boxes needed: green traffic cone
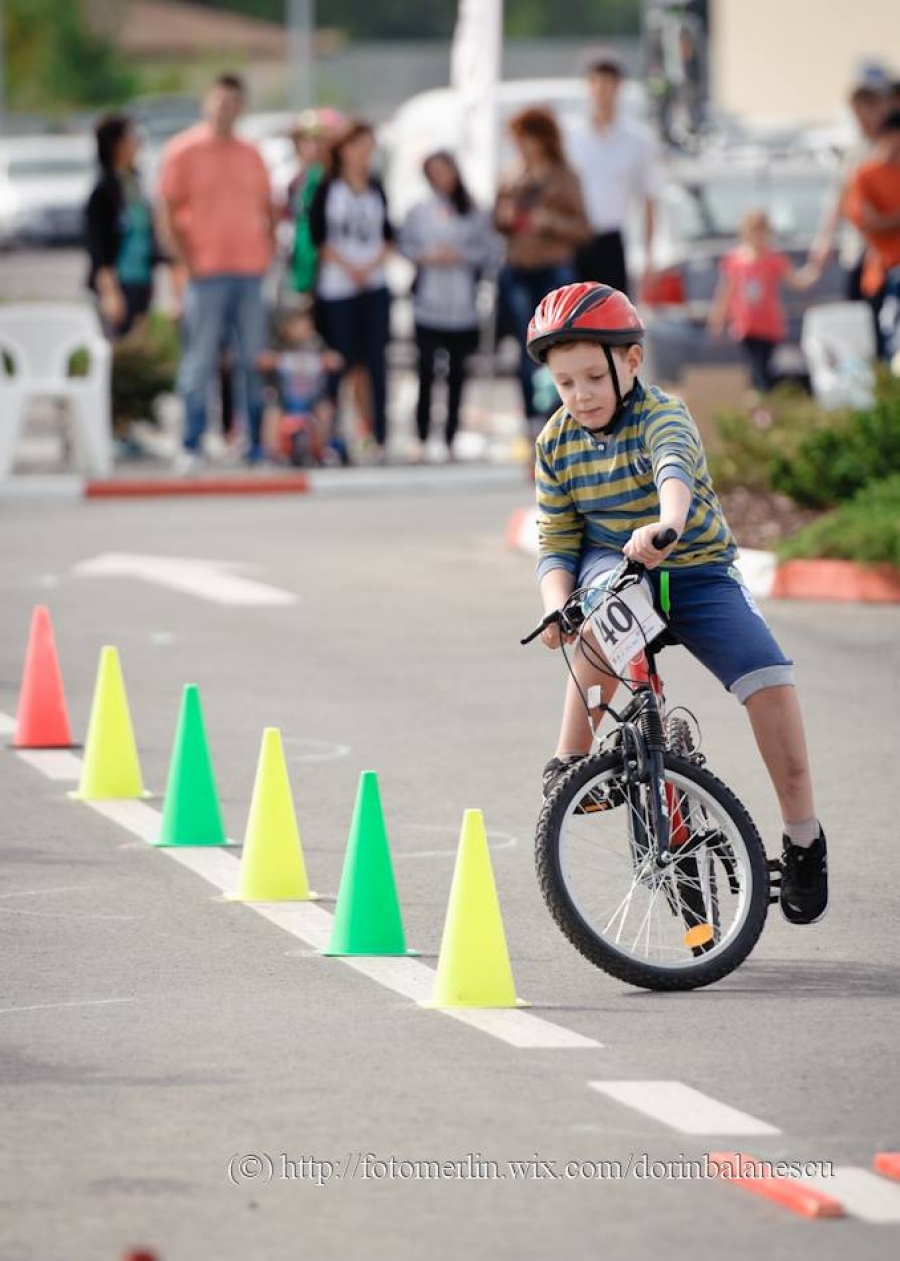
[322,771,414,956]
[155,684,228,847]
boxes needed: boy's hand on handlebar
[624,523,680,568]
[541,618,576,650]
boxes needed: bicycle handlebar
[520,527,678,646]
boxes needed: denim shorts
[577,548,794,703]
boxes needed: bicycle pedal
[767,857,783,905]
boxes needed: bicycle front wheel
[535,751,769,991]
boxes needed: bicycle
[522,530,780,991]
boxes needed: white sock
[785,817,820,848]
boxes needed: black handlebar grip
[652,527,678,550]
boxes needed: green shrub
[770,378,900,508]
[709,389,828,492]
[778,475,900,567]
[110,313,180,425]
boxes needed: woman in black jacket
[84,113,163,338]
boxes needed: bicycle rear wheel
[535,751,769,991]
[666,716,719,954]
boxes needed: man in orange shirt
[844,110,900,359]
[158,73,275,467]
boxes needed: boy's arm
[623,478,690,567]
[630,399,700,567]
[535,440,584,610]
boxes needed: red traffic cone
[13,606,74,748]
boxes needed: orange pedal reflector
[708,1151,844,1219]
[683,924,714,948]
[874,1153,900,1181]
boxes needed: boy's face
[545,342,641,430]
[284,313,313,343]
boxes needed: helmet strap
[602,344,624,412]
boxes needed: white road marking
[281,737,351,763]
[802,1168,900,1224]
[15,750,82,780]
[7,715,600,1051]
[0,997,137,1015]
[86,799,162,844]
[72,553,297,607]
[0,885,94,899]
[589,1081,780,1135]
[392,823,519,859]
[0,712,17,736]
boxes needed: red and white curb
[505,507,778,599]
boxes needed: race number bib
[587,583,666,675]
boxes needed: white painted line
[0,997,136,1015]
[165,845,242,891]
[6,722,602,1052]
[803,1168,900,1224]
[251,901,334,952]
[85,799,161,845]
[0,885,95,899]
[445,1008,600,1050]
[15,750,82,780]
[0,712,17,736]
[589,1081,780,1135]
[72,553,297,607]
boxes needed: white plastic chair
[801,301,876,411]
[0,303,113,478]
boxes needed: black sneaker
[780,831,828,925]
[542,755,584,799]
[542,755,620,814]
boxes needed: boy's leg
[554,631,619,758]
[744,685,815,825]
[664,564,827,921]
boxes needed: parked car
[639,152,845,381]
[0,134,95,249]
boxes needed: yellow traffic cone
[70,646,147,801]
[424,809,525,1009]
[229,728,316,901]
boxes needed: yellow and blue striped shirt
[536,381,737,579]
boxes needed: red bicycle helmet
[526,282,645,419]
[527,282,644,362]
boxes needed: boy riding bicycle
[529,281,828,926]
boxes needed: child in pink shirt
[709,209,818,394]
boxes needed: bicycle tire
[535,750,770,991]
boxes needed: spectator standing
[811,83,888,301]
[157,73,275,469]
[844,110,900,360]
[85,113,163,338]
[569,52,663,295]
[308,119,394,462]
[495,107,590,430]
[399,151,496,461]
[708,209,819,395]
[283,110,334,299]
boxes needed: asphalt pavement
[2,480,900,1260]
